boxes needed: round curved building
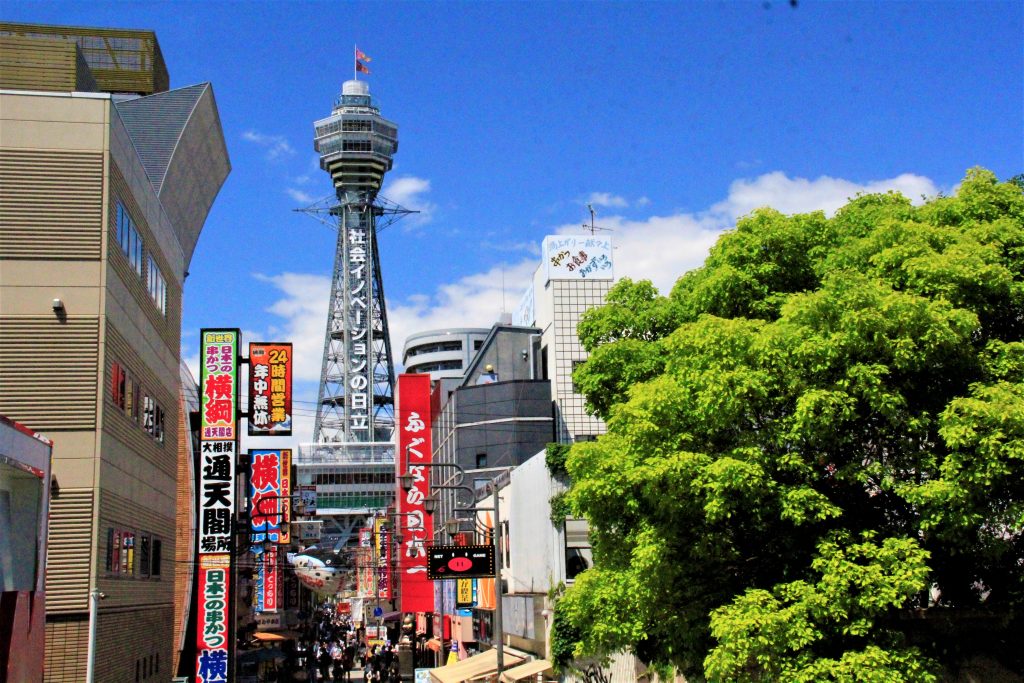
[402,328,489,379]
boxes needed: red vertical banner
[396,373,434,613]
[264,546,279,612]
[195,557,231,683]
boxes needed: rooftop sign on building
[541,235,614,283]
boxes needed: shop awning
[500,659,553,682]
[429,649,525,683]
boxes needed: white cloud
[244,169,942,445]
[710,172,939,222]
[635,196,651,207]
[586,192,629,208]
[255,272,332,383]
[553,171,942,294]
[382,175,436,226]
[386,259,539,361]
[242,130,295,160]
[286,188,315,204]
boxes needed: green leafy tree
[556,169,1024,680]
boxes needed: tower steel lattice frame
[304,79,408,445]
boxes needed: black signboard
[427,544,495,580]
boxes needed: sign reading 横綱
[250,449,291,612]
[250,449,291,544]
[542,235,614,282]
[248,343,292,436]
[196,329,240,683]
[396,373,433,612]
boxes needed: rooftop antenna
[583,203,614,236]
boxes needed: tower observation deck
[312,79,399,445]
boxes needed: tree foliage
[557,169,1024,680]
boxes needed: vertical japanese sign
[346,221,371,437]
[250,449,290,612]
[357,527,374,597]
[396,373,433,612]
[196,329,239,683]
[263,545,278,612]
[375,516,392,601]
[195,557,231,683]
[248,343,292,436]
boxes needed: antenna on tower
[583,203,613,236]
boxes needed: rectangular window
[106,528,115,572]
[564,518,593,581]
[142,396,164,443]
[147,255,167,316]
[126,378,139,422]
[139,533,151,578]
[151,539,161,577]
[116,202,143,276]
[121,530,135,577]
[475,453,488,469]
[111,362,126,410]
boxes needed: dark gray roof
[115,83,209,194]
[115,83,231,267]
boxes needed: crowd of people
[298,604,402,682]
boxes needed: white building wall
[505,449,565,594]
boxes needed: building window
[151,538,162,577]
[146,255,167,316]
[565,518,593,581]
[139,533,150,578]
[142,395,164,443]
[475,453,488,469]
[116,202,143,276]
[111,362,126,410]
[473,340,483,351]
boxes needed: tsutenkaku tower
[312,79,399,443]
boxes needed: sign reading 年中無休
[248,343,292,436]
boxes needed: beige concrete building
[0,23,230,682]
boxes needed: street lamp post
[402,464,507,676]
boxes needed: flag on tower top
[356,61,371,74]
[356,48,372,62]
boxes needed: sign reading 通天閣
[196,329,240,683]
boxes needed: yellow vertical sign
[456,578,473,606]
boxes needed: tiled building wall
[550,279,611,443]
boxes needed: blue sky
[4,1,1022,444]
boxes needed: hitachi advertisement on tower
[395,373,434,613]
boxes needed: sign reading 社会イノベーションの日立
[196,329,239,683]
